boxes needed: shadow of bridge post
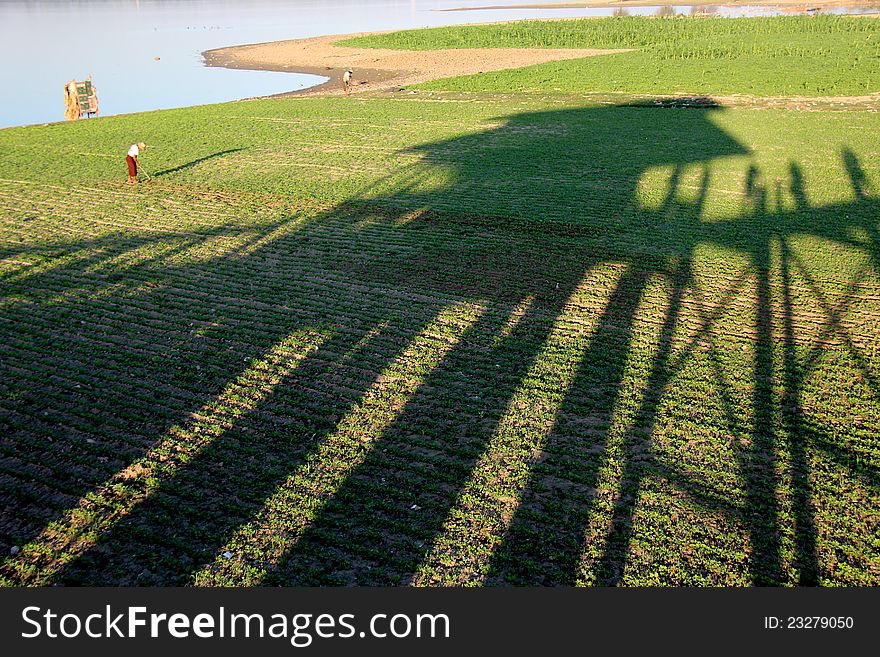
[2,98,878,586]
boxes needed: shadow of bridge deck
[0,99,877,586]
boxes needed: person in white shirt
[126,142,147,183]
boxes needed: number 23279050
[764,616,854,630]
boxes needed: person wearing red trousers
[126,142,147,182]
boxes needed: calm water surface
[1,0,876,128]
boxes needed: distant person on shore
[126,142,147,183]
[343,69,353,96]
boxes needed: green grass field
[342,16,880,96]
[1,17,878,586]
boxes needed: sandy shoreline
[203,32,628,98]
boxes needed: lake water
[1,0,877,129]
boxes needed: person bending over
[126,142,147,182]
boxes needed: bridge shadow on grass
[0,202,449,585]
[258,102,877,586]
[1,99,878,585]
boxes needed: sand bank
[203,32,629,97]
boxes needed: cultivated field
[0,17,878,586]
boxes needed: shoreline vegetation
[1,14,878,587]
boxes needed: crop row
[1,92,878,586]
[1,177,877,585]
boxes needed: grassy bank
[341,16,880,96]
[1,20,878,586]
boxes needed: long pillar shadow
[264,252,596,585]
[486,163,705,585]
[55,315,441,585]
[486,265,653,585]
[253,102,759,586]
[0,198,447,584]
[0,216,309,566]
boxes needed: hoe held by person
[126,142,149,182]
